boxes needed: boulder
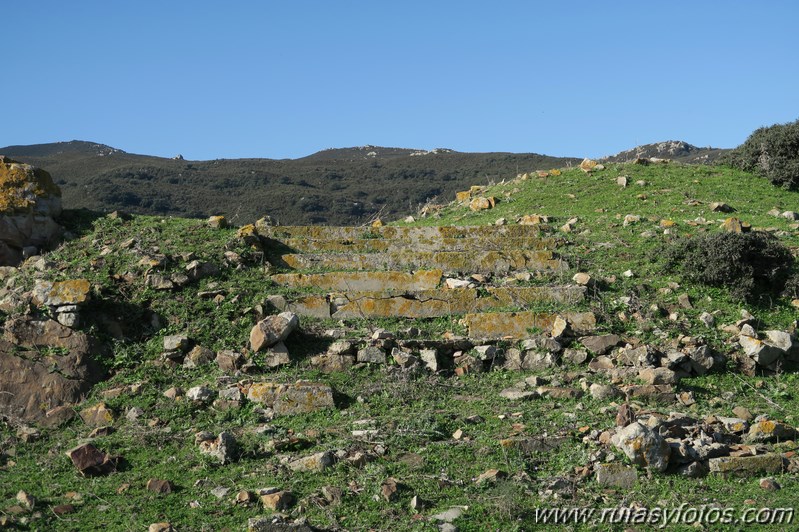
[0,318,105,422]
[250,312,299,352]
[0,157,63,265]
[198,431,238,464]
[611,421,671,472]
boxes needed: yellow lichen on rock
[469,197,496,211]
[32,279,91,307]
[455,190,472,203]
[0,156,61,214]
[580,158,598,172]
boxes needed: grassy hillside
[0,141,579,226]
[1,162,798,530]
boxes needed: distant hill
[603,140,729,164]
[299,145,456,161]
[0,141,579,225]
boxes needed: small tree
[726,118,799,189]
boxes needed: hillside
[603,140,729,164]
[0,141,579,226]
[1,159,798,530]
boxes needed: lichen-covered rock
[0,157,62,265]
[611,421,671,472]
[250,312,299,352]
[31,279,91,307]
[469,197,496,211]
[0,156,61,215]
[287,451,335,472]
[246,381,334,415]
[746,420,797,443]
[708,453,783,476]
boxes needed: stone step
[271,236,557,254]
[464,311,596,339]
[284,286,586,319]
[262,225,546,241]
[271,270,444,292]
[279,249,565,274]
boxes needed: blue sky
[3,1,798,160]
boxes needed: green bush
[726,118,799,188]
[663,231,795,303]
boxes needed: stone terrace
[261,225,595,339]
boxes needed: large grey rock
[739,336,784,367]
[611,422,671,472]
[198,431,238,464]
[687,345,717,375]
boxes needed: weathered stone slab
[31,279,91,306]
[271,270,442,292]
[262,225,545,241]
[275,236,556,254]
[281,249,565,274]
[286,295,332,319]
[708,453,783,476]
[326,286,585,319]
[246,381,334,415]
[464,311,596,339]
[281,286,585,319]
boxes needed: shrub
[663,231,795,303]
[726,118,799,188]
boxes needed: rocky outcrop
[0,156,62,265]
[0,317,105,423]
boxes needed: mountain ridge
[0,140,728,225]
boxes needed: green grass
[2,161,799,530]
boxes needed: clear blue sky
[4,1,798,160]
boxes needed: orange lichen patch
[456,190,472,203]
[237,224,258,239]
[0,156,61,213]
[207,215,227,228]
[465,311,596,339]
[271,270,443,292]
[281,249,561,274]
[32,279,91,306]
[326,286,586,319]
[246,382,334,415]
[286,296,332,319]
[79,402,115,427]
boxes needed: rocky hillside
[1,157,798,530]
[0,141,578,227]
[603,140,729,164]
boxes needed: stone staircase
[261,225,596,340]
